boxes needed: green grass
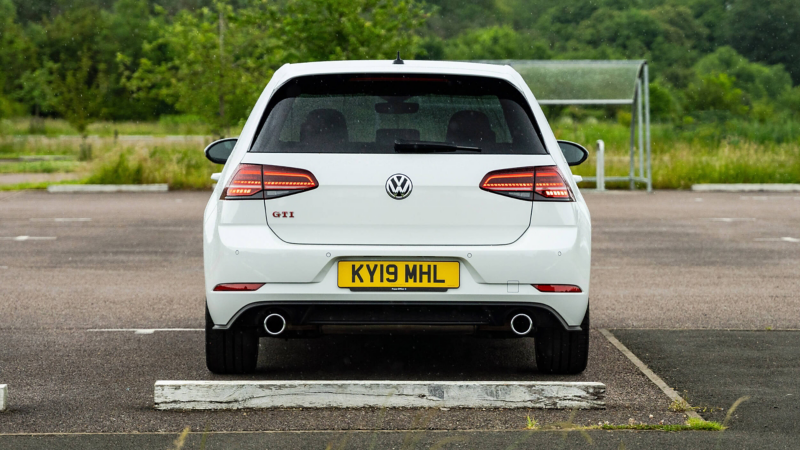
[570,141,800,189]
[84,145,219,189]
[0,134,217,190]
[591,418,724,432]
[553,121,800,189]
[2,118,799,190]
[0,160,82,174]
[0,179,85,191]
[0,116,240,137]
[521,416,724,433]
[0,181,52,191]
[0,138,78,157]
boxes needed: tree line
[1,0,799,136]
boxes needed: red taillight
[223,164,263,199]
[533,284,582,293]
[213,283,265,291]
[534,166,573,200]
[480,167,535,200]
[480,166,574,201]
[262,165,318,197]
[221,164,318,200]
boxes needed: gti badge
[386,174,413,200]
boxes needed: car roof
[271,59,521,86]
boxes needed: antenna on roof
[393,51,404,65]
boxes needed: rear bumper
[214,301,582,336]
[204,200,591,329]
[208,281,589,331]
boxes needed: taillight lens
[480,167,535,200]
[222,164,263,199]
[221,164,318,200]
[533,166,574,200]
[262,165,318,198]
[480,165,574,201]
[533,284,582,293]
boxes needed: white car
[202,59,591,374]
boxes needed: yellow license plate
[338,261,459,290]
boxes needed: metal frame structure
[477,60,652,192]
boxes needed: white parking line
[29,218,92,222]
[88,328,202,334]
[754,237,800,243]
[0,236,57,241]
[599,329,702,420]
[707,218,756,222]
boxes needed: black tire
[534,306,589,374]
[205,305,259,374]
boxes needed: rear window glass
[250,74,546,155]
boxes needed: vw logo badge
[386,174,413,200]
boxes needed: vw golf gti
[203,59,592,374]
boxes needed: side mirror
[557,140,589,166]
[204,138,237,164]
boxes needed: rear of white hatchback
[203,60,592,375]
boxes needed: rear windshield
[249,74,547,155]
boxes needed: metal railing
[579,132,652,192]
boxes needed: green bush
[85,144,217,189]
[684,74,749,117]
[442,26,551,60]
[86,152,144,184]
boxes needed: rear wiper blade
[394,139,481,153]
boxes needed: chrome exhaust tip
[264,313,287,336]
[510,313,533,336]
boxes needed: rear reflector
[480,166,574,201]
[532,284,582,293]
[221,164,318,200]
[213,283,265,292]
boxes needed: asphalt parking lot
[0,189,798,448]
[614,329,800,441]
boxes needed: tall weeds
[2,120,799,190]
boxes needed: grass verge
[1,136,217,190]
[3,120,799,190]
[0,180,85,191]
[592,418,724,431]
[1,116,234,137]
[0,160,82,174]
[524,411,724,433]
[85,146,217,189]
